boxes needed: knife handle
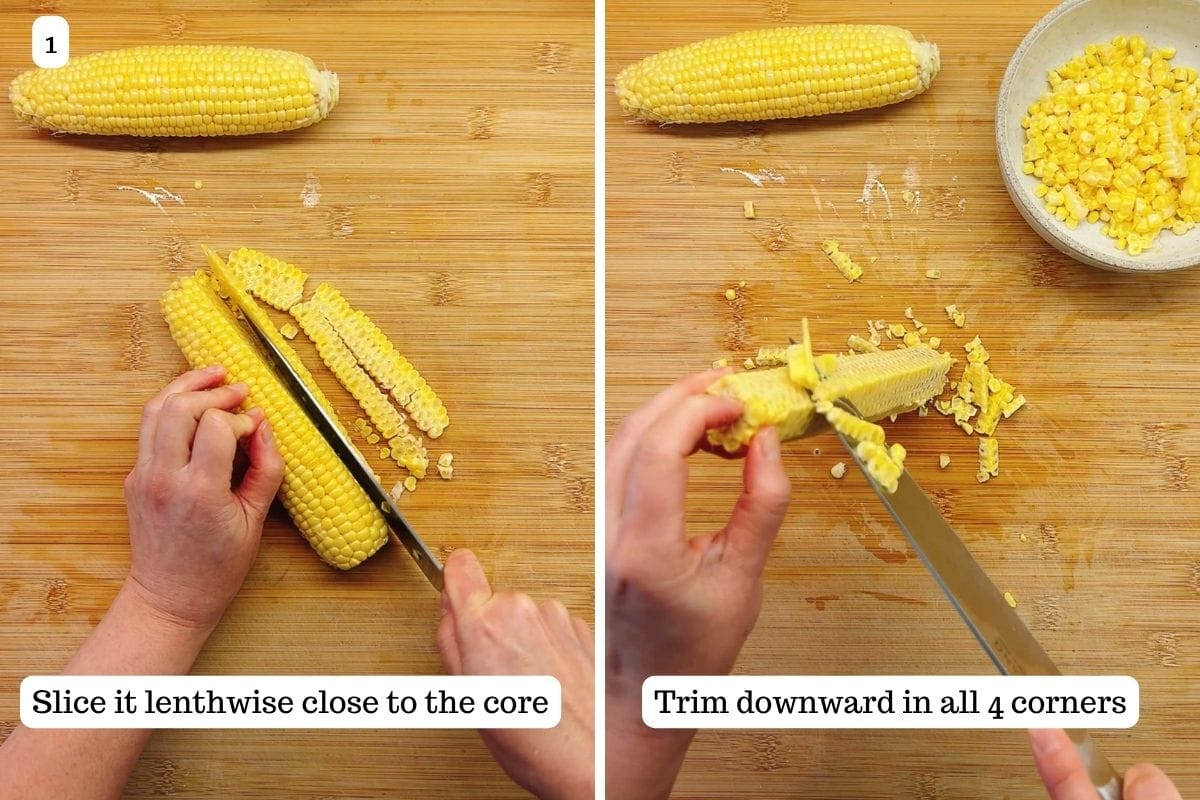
[1070,731,1122,800]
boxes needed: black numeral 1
[45,36,56,54]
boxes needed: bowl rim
[994,0,1200,274]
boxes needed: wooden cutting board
[607,1,1199,797]
[0,2,592,797]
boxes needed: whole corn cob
[161,257,387,570]
[616,25,940,124]
[10,45,338,136]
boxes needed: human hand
[124,366,284,631]
[606,369,790,691]
[604,370,790,798]
[437,549,595,800]
[1030,730,1181,800]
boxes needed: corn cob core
[10,45,338,136]
[161,270,387,570]
[707,345,951,452]
[616,25,939,124]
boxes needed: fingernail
[260,421,274,444]
[230,382,248,393]
[206,364,224,373]
[1029,729,1062,757]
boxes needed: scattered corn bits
[925,268,941,279]
[712,357,730,369]
[978,437,1000,483]
[725,288,738,301]
[1022,36,1200,255]
[944,303,966,328]
[821,240,864,282]
[279,322,299,340]
[939,453,951,469]
[403,475,418,493]
[1004,591,1018,609]
[743,201,756,219]
[831,462,847,479]
[755,346,789,367]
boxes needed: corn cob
[616,25,940,124]
[290,300,429,479]
[706,368,816,452]
[812,346,953,420]
[161,266,386,570]
[311,283,449,438]
[227,247,308,312]
[10,45,338,137]
[706,345,950,452]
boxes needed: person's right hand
[124,366,284,632]
[605,370,791,799]
[1030,730,1182,800]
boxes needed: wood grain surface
[0,2,592,797]
[607,1,1199,797]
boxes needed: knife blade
[833,413,1121,799]
[206,248,444,590]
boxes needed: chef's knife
[833,405,1121,799]
[205,247,444,590]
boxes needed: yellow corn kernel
[10,45,338,136]
[787,318,820,389]
[821,405,887,445]
[847,334,879,353]
[279,322,299,340]
[830,461,847,479]
[856,440,904,493]
[289,299,429,478]
[939,453,951,469]
[1004,591,1018,608]
[725,288,738,301]
[712,357,730,369]
[925,268,941,279]
[743,201,756,219]
[706,367,816,452]
[754,346,789,367]
[821,240,864,282]
[978,437,1000,482]
[616,25,940,123]
[312,283,449,438]
[226,247,308,312]
[404,475,418,493]
[389,434,428,479]
[161,268,385,570]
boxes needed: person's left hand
[437,549,595,800]
[124,366,284,631]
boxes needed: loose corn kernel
[1004,591,1018,608]
[725,288,738,301]
[939,453,951,469]
[712,357,730,369]
[830,462,847,479]
[821,240,864,282]
[404,476,418,493]
[743,201,756,219]
[1024,36,1200,254]
[279,322,299,340]
[616,25,940,124]
[755,346,789,367]
[925,268,941,279]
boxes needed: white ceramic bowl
[996,0,1200,273]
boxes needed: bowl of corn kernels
[997,0,1200,272]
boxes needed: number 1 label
[32,16,69,69]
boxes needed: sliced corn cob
[847,334,879,354]
[311,283,449,438]
[290,300,429,479]
[616,25,940,124]
[10,45,338,137]
[857,440,904,493]
[706,368,816,452]
[820,405,886,445]
[161,268,386,570]
[812,346,953,420]
[707,344,950,452]
[754,346,789,367]
[227,247,308,312]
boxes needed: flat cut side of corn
[10,45,338,137]
[312,283,449,438]
[706,368,816,452]
[290,300,429,479]
[161,270,386,570]
[227,247,308,311]
[812,346,953,420]
[616,25,940,124]
[787,318,819,390]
